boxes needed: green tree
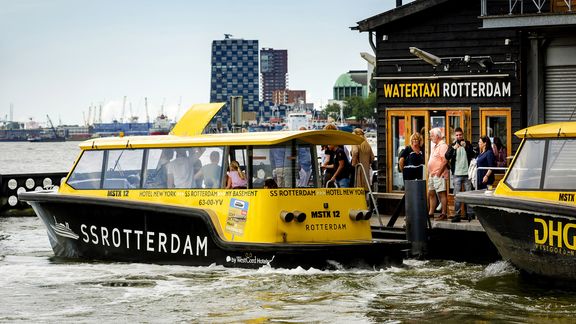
[343,93,377,124]
[323,102,342,120]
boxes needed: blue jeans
[336,177,350,188]
[453,174,473,215]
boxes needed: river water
[1,141,576,322]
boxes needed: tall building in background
[272,89,306,105]
[260,48,288,103]
[210,36,259,127]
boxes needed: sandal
[436,213,448,221]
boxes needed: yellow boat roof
[516,121,576,139]
[79,130,364,150]
[170,102,225,136]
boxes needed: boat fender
[349,210,364,221]
[293,211,307,223]
[363,210,373,220]
[280,210,295,222]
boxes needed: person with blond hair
[351,128,374,190]
[324,123,338,131]
[427,127,449,220]
[398,132,425,182]
[226,160,247,189]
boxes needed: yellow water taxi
[20,103,407,269]
[458,121,576,281]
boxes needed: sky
[0,0,408,126]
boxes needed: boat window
[296,143,315,187]
[196,147,224,188]
[228,148,248,189]
[251,143,304,188]
[543,139,576,190]
[143,148,175,188]
[103,149,144,189]
[143,147,224,189]
[67,150,104,190]
[505,139,545,190]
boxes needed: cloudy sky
[0,0,409,125]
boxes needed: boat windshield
[67,147,225,190]
[505,138,576,191]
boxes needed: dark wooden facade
[356,1,525,192]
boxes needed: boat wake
[482,260,518,278]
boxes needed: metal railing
[480,0,572,16]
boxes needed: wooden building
[354,0,576,193]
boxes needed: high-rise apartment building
[260,48,288,103]
[210,36,259,127]
[272,89,306,105]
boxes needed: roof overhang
[354,0,450,32]
[481,13,576,29]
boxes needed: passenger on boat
[427,127,449,220]
[226,160,247,189]
[263,178,278,189]
[190,148,205,187]
[476,136,496,190]
[271,147,292,188]
[297,126,312,187]
[444,127,475,222]
[195,150,221,188]
[321,145,336,187]
[351,128,375,190]
[167,148,198,188]
[145,148,174,188]
[329,144,352,188]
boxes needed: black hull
[458,191,576,281]
[20,192,407,269]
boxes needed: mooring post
[404,179,428,258]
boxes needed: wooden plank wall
[371,1,523,192]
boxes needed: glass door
[387,111,406,191]
[387,110,429,191]
[480,109,512,157]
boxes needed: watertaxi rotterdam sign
[383,81,511,98]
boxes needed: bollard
[405,179,428,258]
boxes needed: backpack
[468,158,478,189]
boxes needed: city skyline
[0,0,409,125]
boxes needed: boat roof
[79,130,364,150]
[170,102,225,136]
[515,121,576,139]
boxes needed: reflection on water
[2,217,576,322]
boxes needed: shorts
[428,175,447,192]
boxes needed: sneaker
[451,216,461,223]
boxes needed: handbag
[468,158,477,189]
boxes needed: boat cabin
[64,131,350,192]
[495,122,576,201]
